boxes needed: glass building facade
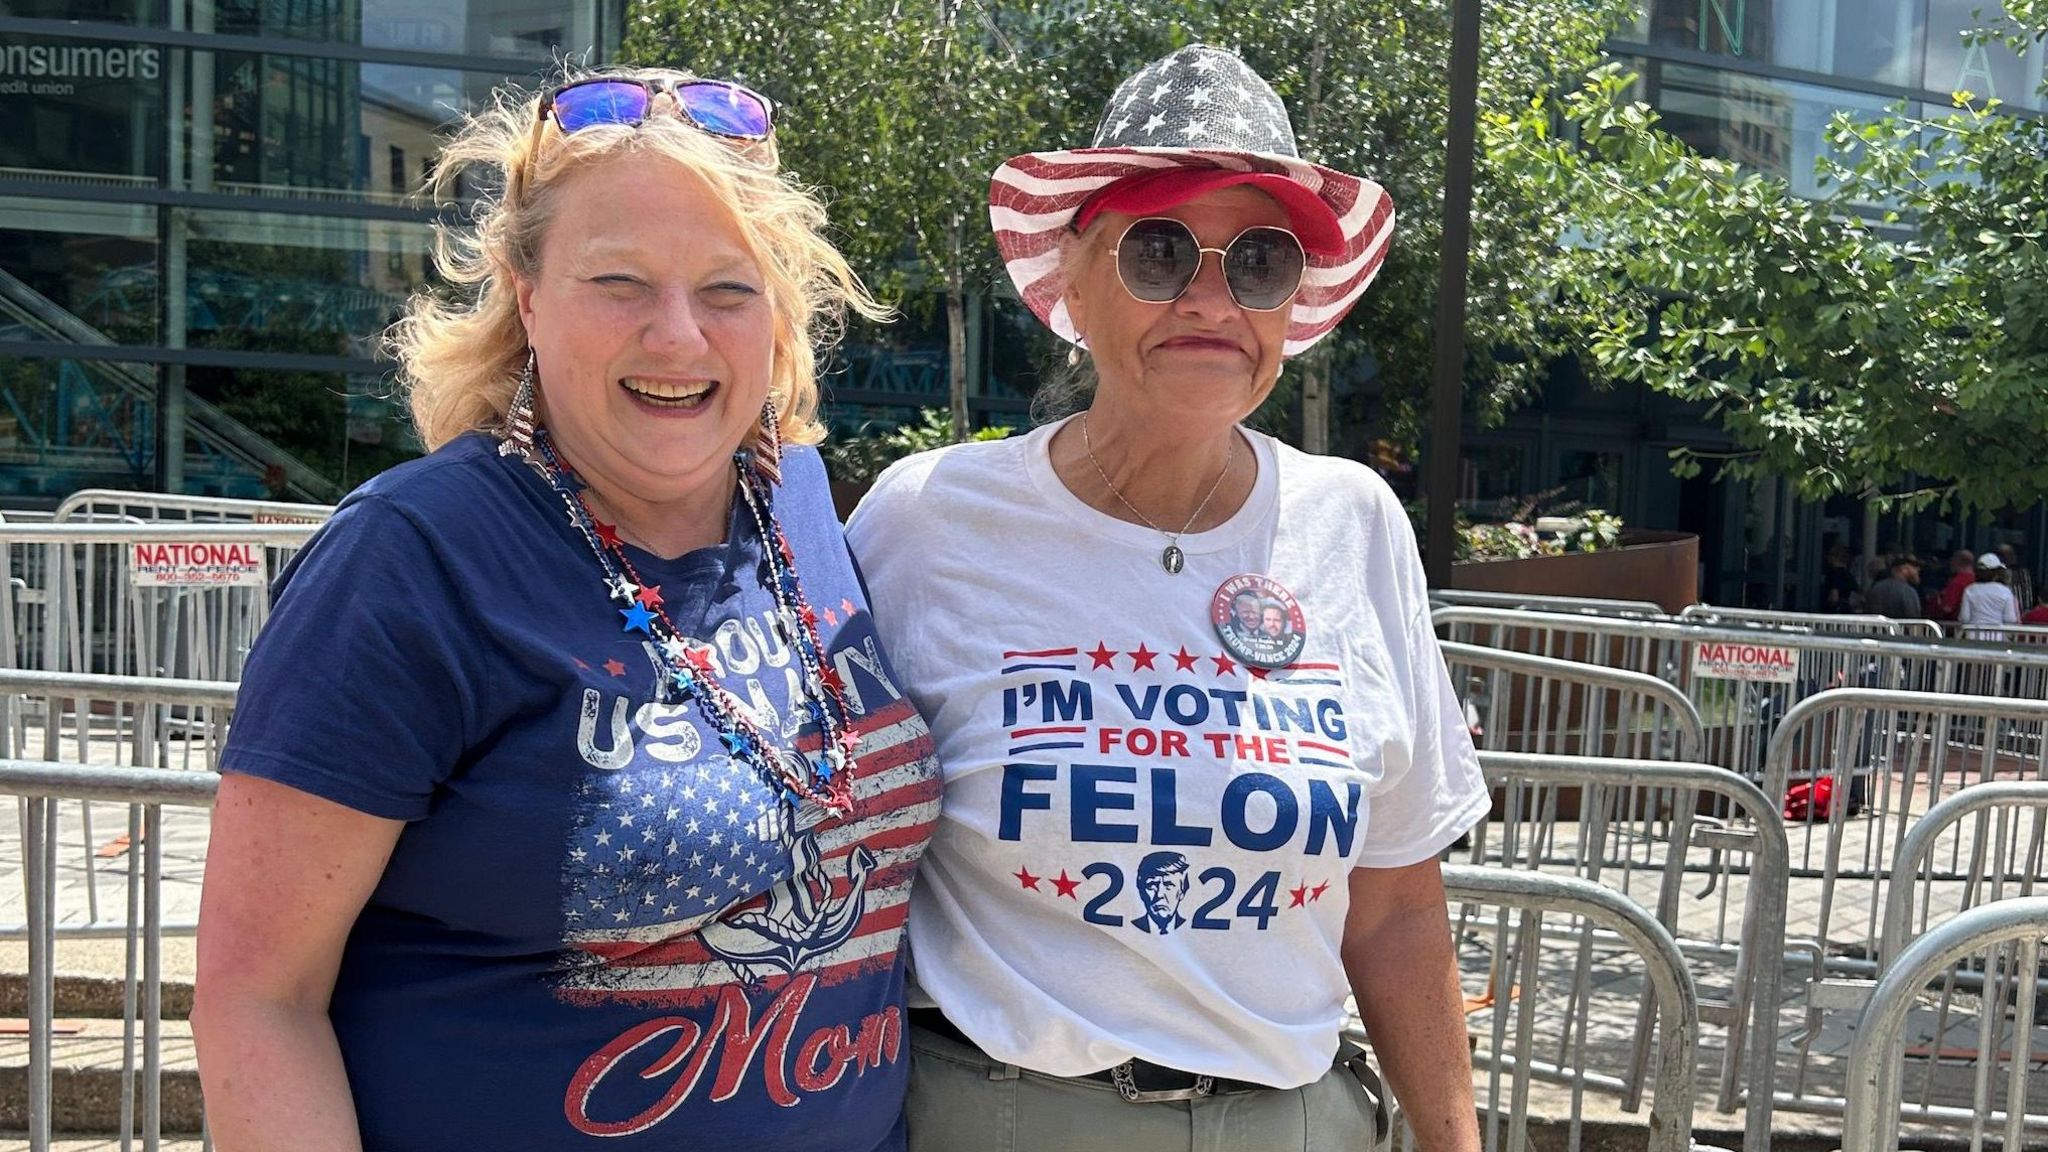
[0,0,621,501]
[1457,0,2047,608]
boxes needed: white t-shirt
[844,418,1488,1089]
[1959,581,2021,633]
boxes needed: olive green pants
[905,1023,1386,1152]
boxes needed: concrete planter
[1450,530,1699,614]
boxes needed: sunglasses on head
[1112,217,1307,313]
[539,76,775,141]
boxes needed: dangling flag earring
[499,349,544,472]
[751,394,784,484]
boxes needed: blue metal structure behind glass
[0,0,619,503]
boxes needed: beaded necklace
[526,428,857,816]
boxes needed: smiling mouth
[621,378,718,409]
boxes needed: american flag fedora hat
[989,44,1396,358]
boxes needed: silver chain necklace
[1081,413,1235,575]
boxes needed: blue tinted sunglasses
[540,76,775,141]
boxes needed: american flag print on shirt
[555,627,941,1010]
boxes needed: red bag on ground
[1783,777,1834,821]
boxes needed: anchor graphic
[700,827,876,984]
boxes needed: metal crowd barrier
[1754,689,2048,1130]
[1680,604,1944,640]
[1370,865,1700,1152]
[8,758,221,1152]
[1444,642,1703,762]
[1468,752,1786,1150]
[1841,897,2048,1152]
[2,669,236,940]
[1429,589,1669,617]
[54,489,333,526]
[2,522,317,678]
[1434,606,2048,782]
[1878,781,2048,969]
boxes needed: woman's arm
[1343,859,1480,1152]
[192,774,405,1152]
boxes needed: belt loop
[989,1062,1022,1082]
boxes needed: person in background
[1958,553,2021,639]
[2023,589,2048,627]
[1996,544,2035,619]
[1820,544,1858,613]
[1935,549,1977,620]
[1866,554,1923,620]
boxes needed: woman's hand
[192,774,405,1152]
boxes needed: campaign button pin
[1210,574,1306,669]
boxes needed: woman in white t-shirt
[847,45,1488,1152]
[1959,554,2023,639]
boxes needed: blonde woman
[193,67,940,1152]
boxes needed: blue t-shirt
[221,433,941,1151]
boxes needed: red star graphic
[841,597,856,618]
[592,519,622,549]
[603,659,627,677]
[823,607,839,626]
[1172,646,1199,672]
[1051,869,1082,899]
[635,584,664,609]
[1288,882,1310,908]
[1249,666,1270,680]
[1309,880,1331,902]
[1013,866,1041,891]
[1211,653,1238,676]
[1087,642,1118,669]
[1128,644,1158,670]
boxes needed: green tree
[1491,9,2048,514]
[628,0,1641,452]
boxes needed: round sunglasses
[540,76,775,141]
[1112,217,1307,312]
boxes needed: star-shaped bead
[607,577,638,603]
[635,584,664,609]
[593,520,622,549]
[620,603,655,633]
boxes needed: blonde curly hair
[388,65,887,454]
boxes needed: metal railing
[1434,606,2048,782]
[1879,781,2048,969]
[1376,865,1701,1152]
[1680,604,1944,640]
[9,758,220,1152]
[1468,752,1786,1150]
[2,669,236,941]
[1445,641,1703,762]
[1841,897,2048,1152]
[2,522,316,678]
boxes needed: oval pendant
[1161,545,1185,575]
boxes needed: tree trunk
[1296,12,1331,455]
[1300,351,1330,455]
[946,227,969,442]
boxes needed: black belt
[909,1008,1268,1101]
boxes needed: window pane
[181,208,432,357]
[4,1,601,63]
[1645,63,1901,199]
[0,37,166,185]
[1829,0,1926,86]
[184,365,419,491]
[0,196,159,344]
[0,356,158,496]
[1643,0,1771,59]
[1925,0,2043,108]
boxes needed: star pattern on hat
[1093,45,1297,156]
